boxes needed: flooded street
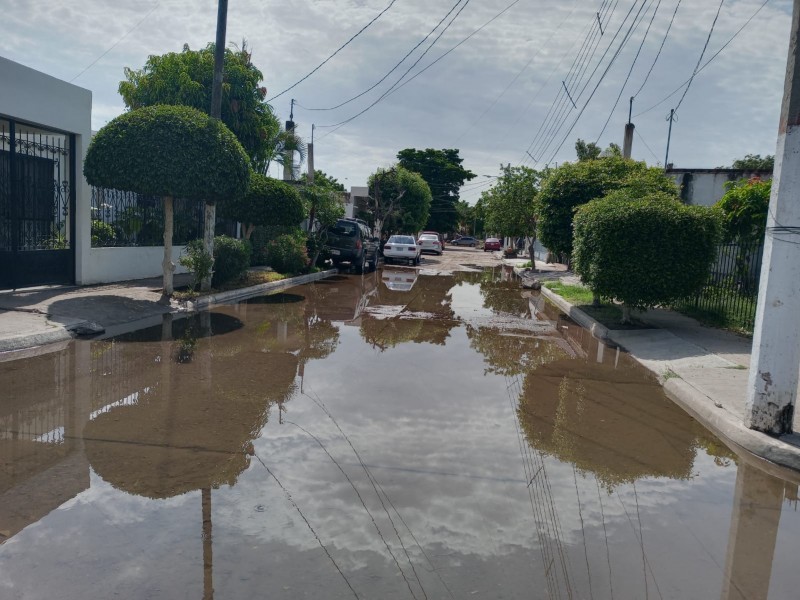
[2,267,800,599]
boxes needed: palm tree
[256,126,306,180]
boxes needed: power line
[299,0,466,112]
[70,1,161,82]
[634,127,661,163]
[632,0,682,98]
[595,0,663,141]
[316,0,472,136]
[634,0,770,118]
[267,0,400,102]
[674,0,725,113]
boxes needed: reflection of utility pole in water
[720,462,784,600]
[202,487,213,600]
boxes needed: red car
[484,237,501,251]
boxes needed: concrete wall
[667,168,773,207]
[84,246,189,285]
[0,56,93,284]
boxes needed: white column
[745,0,800,434]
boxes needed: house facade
[1,56,190,289]
[666,167,773,207]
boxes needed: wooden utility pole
[201,0,229,291]
[745,0,800,435]
[664,108,675,168]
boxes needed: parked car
[483,237,502,251]
[383,235,422,265]
[421,230,445,249]
[324,218,380,273]
[417,234,443,255]
[450,236,477,247]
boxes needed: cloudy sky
[1,0,792,201]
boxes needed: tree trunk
[162,195,175,299]
[621,304,632,324]
[201,201,216,291]
[243,223,255,241]
[592,292,602,307]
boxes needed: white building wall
[84,246,189,285]
[0,56,93,284]
[667,169,773,207]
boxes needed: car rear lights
[384,245,391,250]
[356,239,362,250]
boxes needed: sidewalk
[539,272,800,472]
[0,269,335,354]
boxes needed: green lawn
[542,280,647,330]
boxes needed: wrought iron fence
[91,187,206,247]
[674,240,764,332]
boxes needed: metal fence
[674,240,764,331]
[91,187,206,247]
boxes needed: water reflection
[2,271,800,599]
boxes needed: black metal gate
[0,117,76,288]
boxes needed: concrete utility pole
[623,96,634,159]
[664,108,675,168]
[201,0,229,291]
[307,125,315,184]
[283,99,295,181]
[745,0,800,435]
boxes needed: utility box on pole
[744,0,800,435]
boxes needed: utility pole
[283,99,295,181]
[664,108,675,169]
[745,0,800,435]
[623,96,634,159]
[201,0,228,291]
[307,124,315,184]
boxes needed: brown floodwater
[1,267,799,599]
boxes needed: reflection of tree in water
[466,325,570,376]
[360,274,458,350]
[516,357,709,489]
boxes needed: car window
[388,236,415,244]
[331,220,357,236]
[419,235,437,241]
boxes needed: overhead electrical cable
[529,0,645,165]
[520,0,618,165]
[540,0,656,165]
[267,0,401,102]
[634,0,770,117]
[595,0,663,141]
[674,0,725,112]
[70,0,161,82]
[453,0,582,145]
[632,0,683,98]
[316,0,472,136]
[299,0,466,111]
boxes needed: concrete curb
[187,269,338,310]
[0,328,73,354]
[540,285,800,472]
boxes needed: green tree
[715,177,771,244]
[573,193,720,322]
[480,165,540,243]
[84,105,250,296]
[302,184,346,268]
[119,42,280,167]
[368,166,433,237]
[313,170,346,191]
[537,156,678,259]
[219,173,305,240]
[730,154,774,171]
[396,148,476,232]
[575,139,601,161]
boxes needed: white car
[383,235,421,265]
[417,234,442,255]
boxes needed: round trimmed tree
[573,193,721,323]
[219,173,305,240]
[84,105,250,295]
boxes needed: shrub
[91,220,116,247]
[212,235,251,287]
[714,177,770,244]
[265,232,308,274]
[219,172,305,239]
[573,193,721,314]
[179,239,214,290]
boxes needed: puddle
[1,268,799,599]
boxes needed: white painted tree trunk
[621,304,631,324]
[201,201,215,291]
[162,195,175,297]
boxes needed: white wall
[0,56,93,284]
[668,169,773,207]
[83,246,189,285]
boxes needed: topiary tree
[573,193,721,323]
[220,173,305,240]
[538,157,678,261]
[84,105,250,297]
